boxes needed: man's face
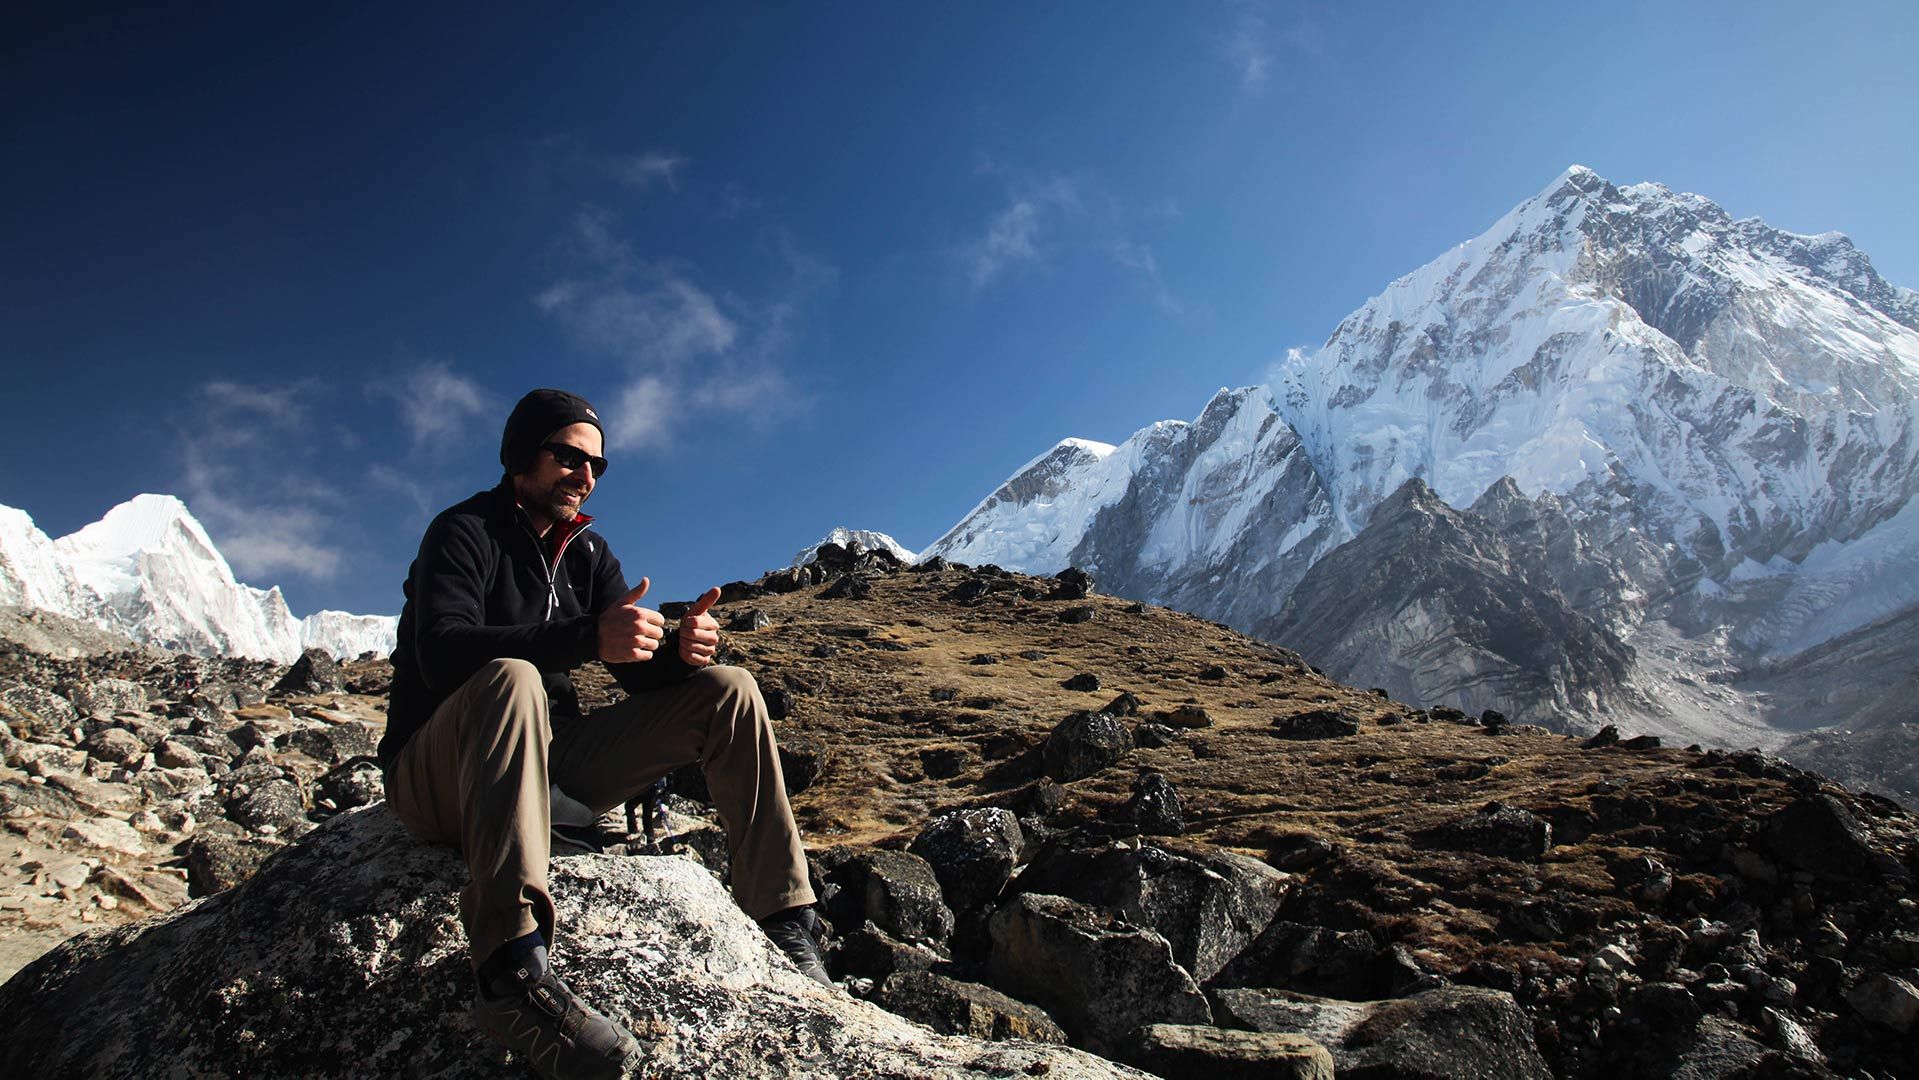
[512,421,603,529]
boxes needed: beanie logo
[585,408,598,420]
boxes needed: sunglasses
[542,442,608,478]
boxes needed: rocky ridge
[2,545,1916,1077]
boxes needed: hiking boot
[759,905,832,984]
[472,948,642,1079]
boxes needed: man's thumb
[686,586,721,618]
[621,577,650,607]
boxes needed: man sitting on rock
[379,388,828,1080]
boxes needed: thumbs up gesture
[598,577,667,663]
[678,586,723,668]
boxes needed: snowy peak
[1276,164,1919,566]
[792,528,918,568]
[924,435,1139,570]
[0,495,394,662]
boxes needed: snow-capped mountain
[299,610,400,660]
[791,527,918,568]
[0,495,395,662]
[926,166,1919,757]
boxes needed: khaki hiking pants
[385,658,816,968]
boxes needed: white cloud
[610,150,688,191]
[958,170,1182,310]
[175,380,352,584]
[1223,2,1325,98]
[535,207,830,452]
[1228,13,1272,95]
[961,176,1079,289]
[371,361,491,447]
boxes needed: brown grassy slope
[574,563,1919,981]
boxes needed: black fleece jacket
[379,482,691,768]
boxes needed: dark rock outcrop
[1043,711,1133,782]
[909,808,1024,914]
[987,892,1212,1052]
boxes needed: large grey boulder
[1042,711,1133,782]
[877,970,1068,1044]
[1015,839,1288,983]
[987,892,1211,1053]
[0,806,1145,1079]
[909,807,1025,914]
[1211,985,1548,1079]
[817,846,955,946]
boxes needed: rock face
[0,807,1142,1079]
[1271,478,1634,727]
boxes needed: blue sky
[4,2,1916,617]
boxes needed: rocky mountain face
[924,167,1919,774]
[1269,479,1634,725]
[0,495,395,662]
[4,552,1917,1077]
[792,526,918,569]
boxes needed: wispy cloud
[535,207,830,450]
[1223,1,1325,97]
[175,379,351,583]
[370,361,492,448]
[958,168,1182,311]
[609,149,688,192]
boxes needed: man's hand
[599,578,666,663]
[678,586,722,668]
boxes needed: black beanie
[500,388,603,475]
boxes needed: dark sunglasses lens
[547,444,606,477]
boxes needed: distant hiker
[379,388,827,1079]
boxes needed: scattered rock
[909,808,1025,914]
[61,817,146,856]
[819,847,956,946]
[1422,801,1552,861]
[1133,722,1179,748]
[1062,673,1101,692]
[1103,692,1141,717]
[1016,839,1286,984]
[1211,919,1414,999]
[1165,705,1212,729]
[821,574,873,601]
[0,681,78,738]
[777,735,828,796]
[1048,569,1094,602]
[1057,607,1097,625]
[1122,772,1185,835]
[1199,665,1229,681]
[185,832,285,897]
[79,727,146,766]
[1762,793,1883,882]
[987,892,1212,1052]
[66,678,148,718]
[1272,708,1359,740]
[1042,712,1132,782]
[919,747,969,780]
[272,649,345,696]
[877,970,1068,1044]
[727,608,773,632]
[1212,986,1548,1079]
[1845,972,1919,1032]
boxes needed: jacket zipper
[522,517,594,622]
